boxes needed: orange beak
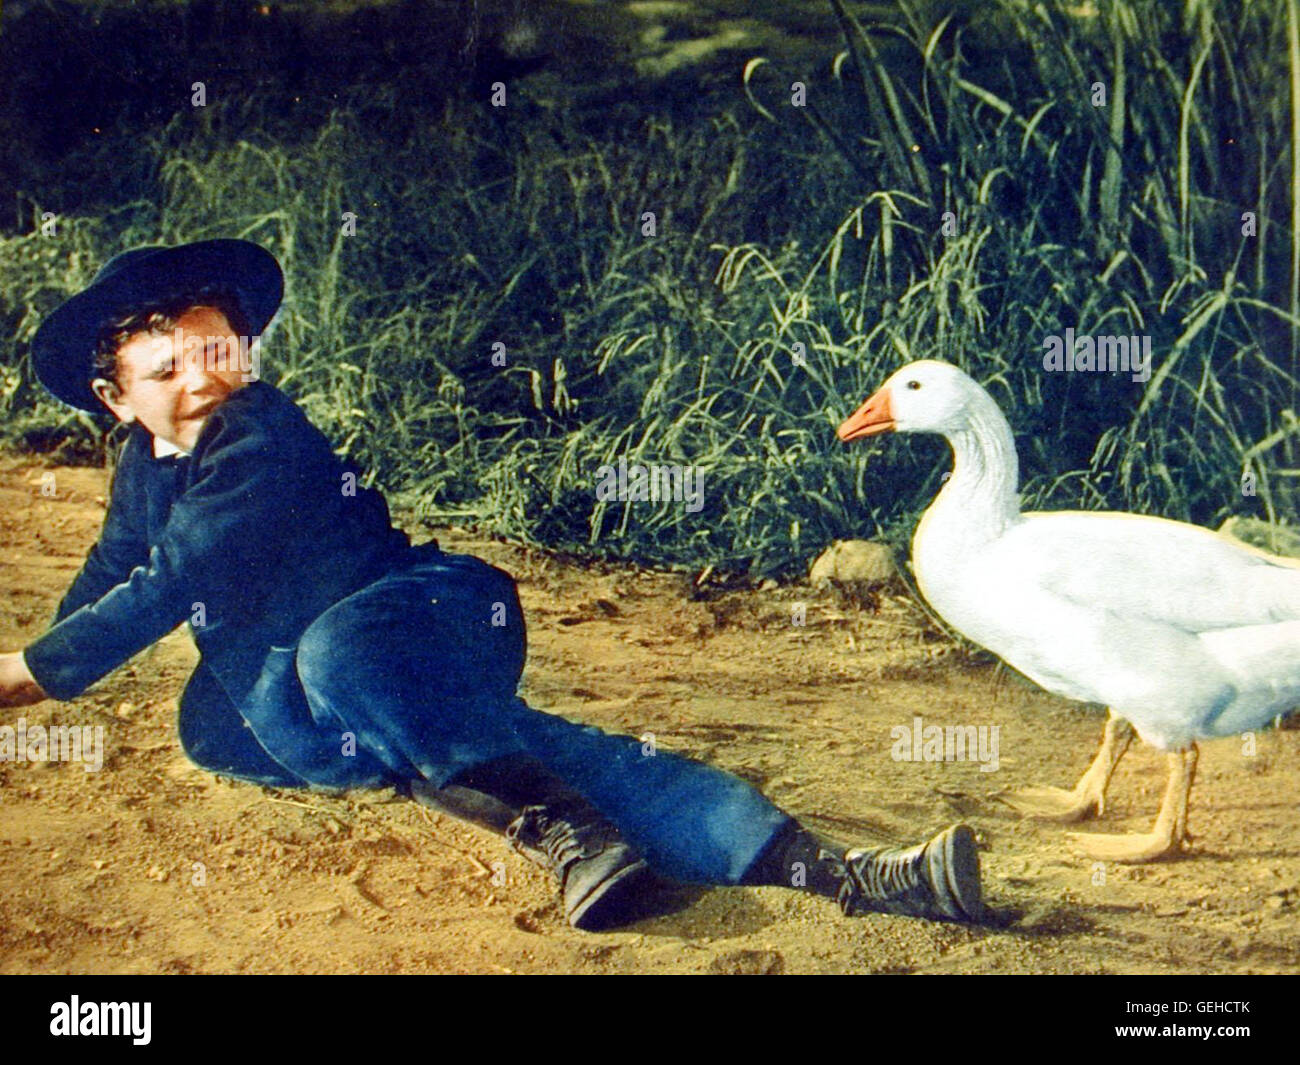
[837,386,895,442]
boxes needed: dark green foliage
[1,1,1296,571]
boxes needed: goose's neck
[927,391,1021,543]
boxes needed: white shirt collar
[152,435,190,459]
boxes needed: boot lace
[819,845,924,915]
[508,804,612,869]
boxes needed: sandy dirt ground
[0,456,1297,975]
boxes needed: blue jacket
[20,383,797,881]
[24,382,417,779]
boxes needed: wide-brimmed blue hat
[32,238,284,412]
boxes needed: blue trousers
[177,548,792,885]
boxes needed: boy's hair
[91,284,252,388]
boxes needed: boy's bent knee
[178,666,308,787]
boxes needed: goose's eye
[906,380,922,390]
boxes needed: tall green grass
[0,0,1296,572]
[740,0,1300,545]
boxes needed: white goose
[837,359,1300,862]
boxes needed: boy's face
[91,306,250,453]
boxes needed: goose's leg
[1173,743,1198,843]
[1002,710,1134,822]
[1067,744,1197,863]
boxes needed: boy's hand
[0,652,49,708]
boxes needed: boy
[0,239,984,931]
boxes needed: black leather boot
[744,819,984,922]
[408,756,668,932]
[504,797,662,931]
[833,825,984,921]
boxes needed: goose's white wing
[1000,512,1300,634]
